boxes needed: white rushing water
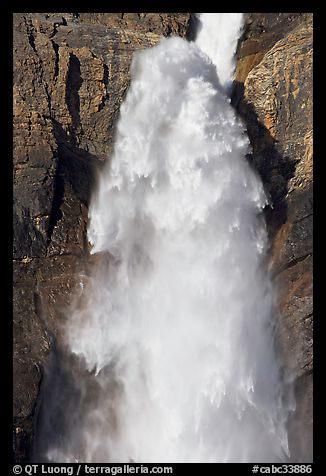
[46,13,291,462]
[195,13,244,91]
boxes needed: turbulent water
[195,13,243,91]
[38,13,292,463]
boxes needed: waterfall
[38,13,291,463]
[195,13,243,91]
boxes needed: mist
[35,13,293,463]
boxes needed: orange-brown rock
[13,12,190,462]
[234,13,313,462]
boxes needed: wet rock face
[234,13,313,462]
[13,12,190,463]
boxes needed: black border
[6,5,320,472]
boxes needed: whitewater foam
[40,13,291,463]
[195,13,244,91]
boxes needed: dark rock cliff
[13,12,191,462]
[13,13,312,462]
[233,13,313,462]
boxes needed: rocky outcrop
[233,13,313,461]
[13,12,191,462]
